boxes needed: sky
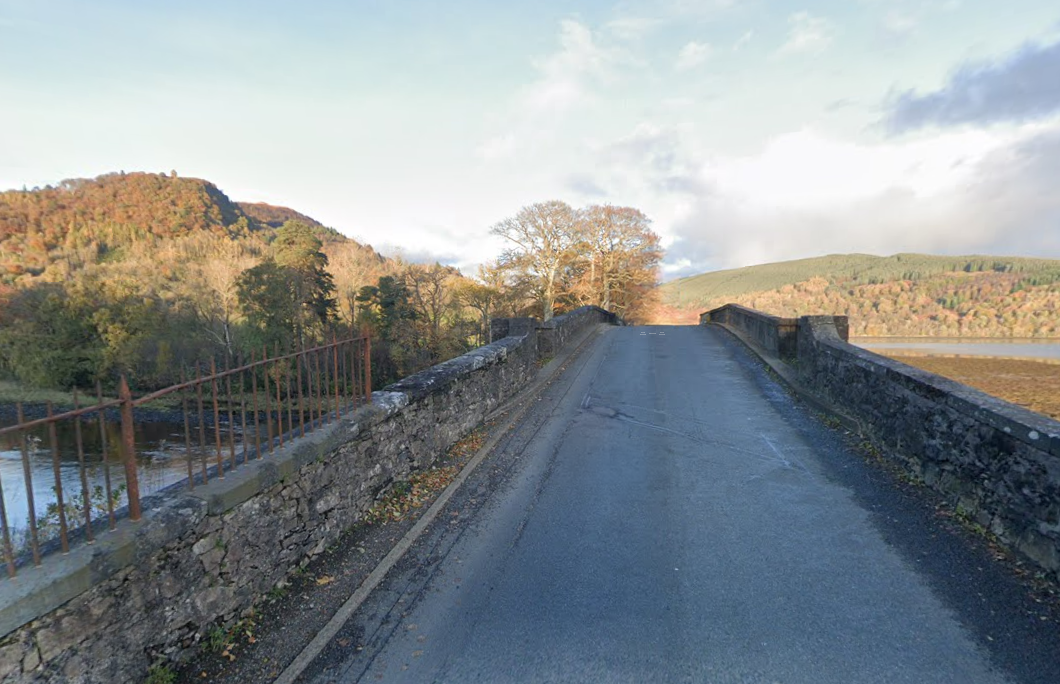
[2,0,1060,279]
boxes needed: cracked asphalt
[286,325,1060,683]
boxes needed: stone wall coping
[705,303,798,326]
[0,493,207,638]
[382,336,523,402]
[810,324,1060,459]
[539,305,617,329]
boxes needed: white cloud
[779,12,836,55]
[664,124,1060,273]
[598,122,706,195]
[676,41,711,70]
[706,128,1007,206]
[882,11,917,38]
[563,118,1060,277]
[476,19,636,161]
[605,16,661,41]
[476,133,518,161]
[733,30,753,51]
[662,0,743,17]
[524,19,619,114]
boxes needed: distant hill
[661,253,1060,307]
[0,172,378,282]
[237,202,325,230]
[0,172,257,279]
[237,202,347,244]
[659,254,1060,337]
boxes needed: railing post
[364,336,372,402]
[118,376,142,522]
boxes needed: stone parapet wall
[795,316,1060,579]
[490,306,621,355]
[702,304,806,358]
[488,317,538,344]
[0,332,544,683]
[536,306,621,358]
[704,302,1060,580]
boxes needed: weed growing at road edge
[144,664,176,684]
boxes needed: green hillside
[661,253,1060,308]
[658,253,1060,337]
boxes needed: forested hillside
[0,174,663,394]
[660,254,1060,337]
[0,173,443,391]
[0,172,259,280]
[237,202,345,243]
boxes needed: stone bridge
[2,304,1059,683]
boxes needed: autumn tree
[455,279,501,346]
[571,205,662,322]
[490,201,577,321]
[181,236,259,362]
[477,260,536,318]
[403,263,466,362]
[325,240,391,327]
[488,201,662,324]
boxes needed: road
[299,325,1060,684]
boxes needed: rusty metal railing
[0,335,371,579]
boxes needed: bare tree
[324,240,392,328]
[490,201,577,321]
[455,278,500,346]
[404,262,463,360]
[177,236,258,361]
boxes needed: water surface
[854,338,1060,361]
[0,418,264,547]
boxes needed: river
[853,338,1060,361]
[0,417,266,551]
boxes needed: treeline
[0,219,509,391]
[662,253,1060,308]
[0,174,663,393]
[0,222,382,389]
[708,273,1060,337]
[361,200,663,382]
[489,201,661,324]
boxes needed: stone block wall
[795,316,1060,579]
[0,332,544,683]
[489,317,537,343]
[536,306,620,358]
[702,304,804,358]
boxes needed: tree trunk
[544,267,556,321]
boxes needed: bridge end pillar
[490,317,540,344]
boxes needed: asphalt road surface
[301,325,1060,684]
